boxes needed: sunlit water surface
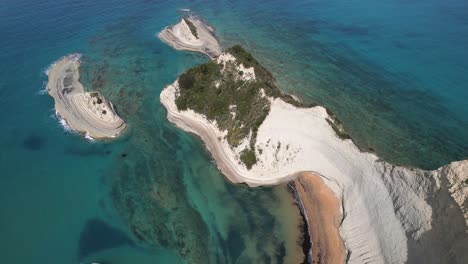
[0,0,467,263]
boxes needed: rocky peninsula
[160,42,468,263]
[158,16,222,59]
[47,54,126,139]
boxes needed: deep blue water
[0,0,467,263]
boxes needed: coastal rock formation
[158,16,222,59]
[160,46,468,263]
[47,54,126,139]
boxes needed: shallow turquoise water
[1,0,467,263]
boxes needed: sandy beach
[158,17,222,59]
[47,54,126,139]
[160,50,468,263]
[294,172,346,264]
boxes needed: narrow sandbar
[47,54,126,139]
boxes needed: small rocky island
[160,36,468,263]
[47,54,126,139]
[158,16,222,59]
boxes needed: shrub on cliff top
[240,148,257,169]
[183,18,199,39]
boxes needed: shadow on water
[64,144,111,157]
[78,218,133,261]
[22,134,45,151]
[226,230,245,263]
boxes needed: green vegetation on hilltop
[176,46,283,169]
[175,45,320,169]
[174,45,350,168]
[240,149,257,169]
[175,59,269,169]
[183,18,199,39]
[226,45,312,107]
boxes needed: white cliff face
[439,161,468,224]
[379,163,435,240]
[378,161,468,263]
[255,100,467,264]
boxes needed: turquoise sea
[0,0,467,263]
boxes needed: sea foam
[37,80,48,95]
[84,132,95,142]
[52,111,72,132]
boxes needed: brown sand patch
[295,172,346,264]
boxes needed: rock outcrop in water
[160,44,468,263]
[47,54,126,139]
[158,16,222,59]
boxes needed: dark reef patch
[275,242,286,264]
[64,144,110,157]
[331,24,370,36]
[226,229,245,262]
[22,134,45,151]
[111,147,210,263]
[393,40,410,50]
[78,218,133,261]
